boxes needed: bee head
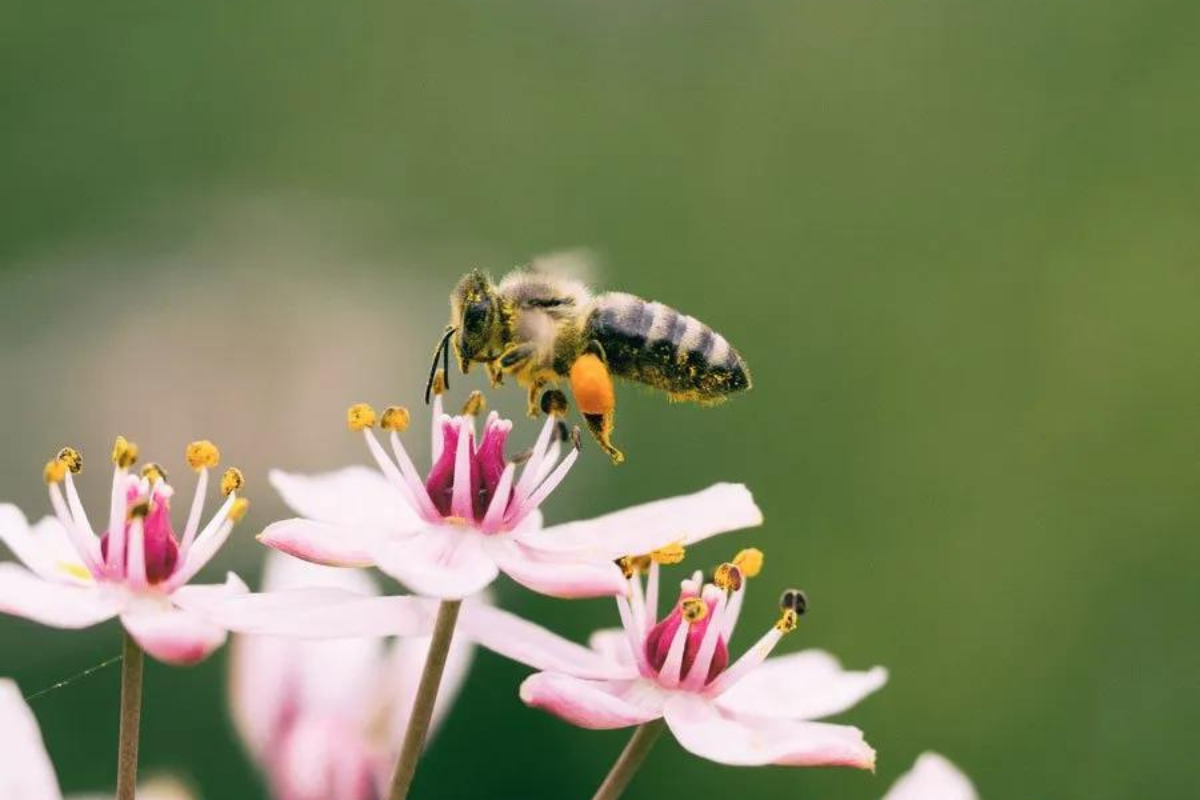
[451,269,501,370]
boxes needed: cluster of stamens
[40,435,248,589]
[614,545,811,694]
[344,374,581,534]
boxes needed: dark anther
[779,588,808,616]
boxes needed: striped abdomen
[583,292,751,402]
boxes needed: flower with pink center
[881,753,979,800]
[259,388,764,600]
[0,677,193,800]
[463,549,887,769]
[230,553,473,800]
[0,437,250,665]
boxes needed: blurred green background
[2,0,1197,798]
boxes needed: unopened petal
[713,650,888,721]
[524,483,763,560]
[0,679,63,800]
[663,693,876,769]
[882,753,979,800]
[121,606,229,666]
[461,605,635,680]
[270,467,424,533]
[258,519,382,569]
[519,673,663,730]
[0,564,117,629]
[372,528,498,600]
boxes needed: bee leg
[499,342,537,372]
[486,360,505,388]
[526,379,548,418]
[570,346,625,464]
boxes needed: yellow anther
[141,463,168,484]
[220,467,245,497]
[347,403,377,431]
[681,597,709,624]
[650,542,686,566]
[186,440,221,471]
[128,501,151,520]
[733,548,763,578]
[111,436,139,469]
[228,497,250,523]
[775,608,799,633]
[713,562,743,592]
[43,459,67,484]
[57,447,82,474]
[461,391,487,417]
[381,406,411,432]
[431,369,448,397]
[616,554,652,579]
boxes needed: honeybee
[426,264,751,463]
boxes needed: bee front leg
[526,379,548,418]
[486,360,505,388]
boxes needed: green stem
[591,719,667,800]
[386,599,463,800]
[115,631,144,800]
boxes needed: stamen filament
[49,483,101,575]
[721,586,745,641]
[616,595,653,677]
[387,431,442,520]
[480,462,516,532]
[644,562,660,632]
[179,467,210,557]
[682,592,727,691]
[168,492,238,590]
[513,414,557,500]
[657,614,692,688]
[125,517,148,591]
[62,471,96,538]
[628,571,647,634]
[450,419,474,520]
[107,466,129,575]
[705,626,785,697]
[509,445,579,524]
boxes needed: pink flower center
[99,486,180,584]
[425,418,510,524]
[642,592,730,687]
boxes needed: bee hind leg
[526,379,548,418]
[570,344,625,464]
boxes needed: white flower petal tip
[257,519,379,569]
[0,563,118,629]
[0,679,63,800]
[713,651,889,721]
[883,753,979,800]
[519,673,662,730]
[121,608,230,666]
[664,694,876,769]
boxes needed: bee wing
[528,247,604,285]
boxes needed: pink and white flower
[463,551,886,769]
[0,677,192,800]
[230,553,473,800]
[882,753,979,800]
[259,391,763,601]
[0,438,250,665]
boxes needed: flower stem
[591,719,667,800]
[386,598,463,800]
[116,631,144,800]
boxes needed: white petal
[519,673,664,730]
[270,467,424,533]
[663,693,876,769]
[490,540,627,599]
[121,606,229,666]
[588,628,638,672]
[523,483,763,560]
[713,650,888,721]
[0,564,117,629]
[0,507,90,585]
[258,519,383,569]
[460,604,635,680]
[169,572,250,615]
[0,679,64,800]
[208,587,435,639]
[372,527,499,600]
[882,753,979,800]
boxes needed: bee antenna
[425,327,456,405]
